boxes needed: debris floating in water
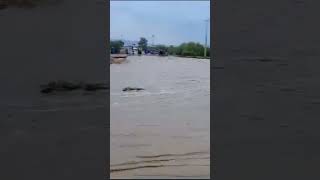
[122,87,145,92]
[40,81,109,94]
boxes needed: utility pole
[152,34,155,46]
[204,19,209,57]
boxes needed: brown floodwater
[110,55,210,179]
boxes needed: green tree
[175,43,184,55]
[167,45,177,55]
[138,37,148,51]
[186,42,204,56]
[145,42,210,58]
[176,42,205,57]
[110,40,124,54]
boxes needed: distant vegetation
[110,40,124,54]
[110,37,210,58]
[149,42,210,58]
[138,37,148,51]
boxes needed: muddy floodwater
[110,55,210,179]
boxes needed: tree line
[154,42,210,57]
[110,40,124,54]
[110,37,210,58]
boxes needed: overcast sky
[110,1,210,46]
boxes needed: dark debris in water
[122,87,145,92]
[280,123,289,128]
[236,57,285,63]
[0,0,63,10]
[258,58,274,62]
[213,66,225,70]
[40,81,109,94]
[240,114,265,121]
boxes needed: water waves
[110,151,210,173]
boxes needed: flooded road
[110,55,210,179]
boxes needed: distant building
[123,40,139,55]
[132,47,138,55]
